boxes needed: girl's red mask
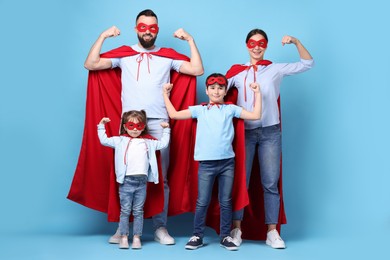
[124,121,145,131]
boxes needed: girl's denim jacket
[97,124,170,184]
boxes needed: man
[69,9,203,245]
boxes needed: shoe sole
[154,237,175,245]
[220,244,238,251]
[109,238,120,244]
[185,244,203,250]
[266,240,286,249]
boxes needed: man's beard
[138,33,157,49]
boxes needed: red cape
[224,64,287,240]
[67,46,198,221]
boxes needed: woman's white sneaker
[266,229,286,249]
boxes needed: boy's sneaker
[108,229,120,244]
[230,228,242,246]
[266,229,286,249]
[220,236,238,251]
[185,236,203,250]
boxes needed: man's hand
[101,26,121,39]
[173,28,193,41]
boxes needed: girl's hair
[120,110,149,135]
[245,28,268,43]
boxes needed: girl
[98,110,170,249]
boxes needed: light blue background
[0,0,389,259]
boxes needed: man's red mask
[136,23,159,34]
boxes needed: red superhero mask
[124,121,145,131]
[246,39,268,49]
[206,76,227,86]
[136,23,159,34]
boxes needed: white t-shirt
[111,44,184,119]
[125,138,149,176]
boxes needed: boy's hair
[120,110,149,135]
[205,73,228,89]
[136,9,158,23]
[245,28,268,43]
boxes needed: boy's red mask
[206,76,227,87]
[246,39,268,49]
[136,23,159,34]
[125,122,145,131]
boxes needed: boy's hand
[163,83,173,95]
[249,82,261,93]
[99,117,111,124]
[160,122,170,128]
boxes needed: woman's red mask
[206,76,227,86]
[136,23,159,34]
[246,39,268,49]
[125,121,145,131]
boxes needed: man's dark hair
[136,9,158,23]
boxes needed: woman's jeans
[118,175,147,236]
[233,124,281,224]
[193,158,235,239]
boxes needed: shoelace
[223,236,234,243]
[188,236,200,242]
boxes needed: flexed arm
[84,26,121,70]
[281,35,313,60]
[162,83,192,120]
[239,82,262,120]
[174,28,204,76]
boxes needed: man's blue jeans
[193,158,235,239]
[147,118,170,230]
[118,175,147,236]
[233,124,281,224]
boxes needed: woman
[226,28,314,249]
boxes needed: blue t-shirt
[189,104,243,161]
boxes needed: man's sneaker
[108,229,120,244]
[132,236,142,249]
[185,236,203,250]
[119,235,129,249]
[230,228,242,246]
[154,227,175,245]
[220,236,238,251]
[266,229,286,249]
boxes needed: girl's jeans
[118,175,147,236]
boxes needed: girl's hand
[99,117,111,124]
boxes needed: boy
[162,73,262,250]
